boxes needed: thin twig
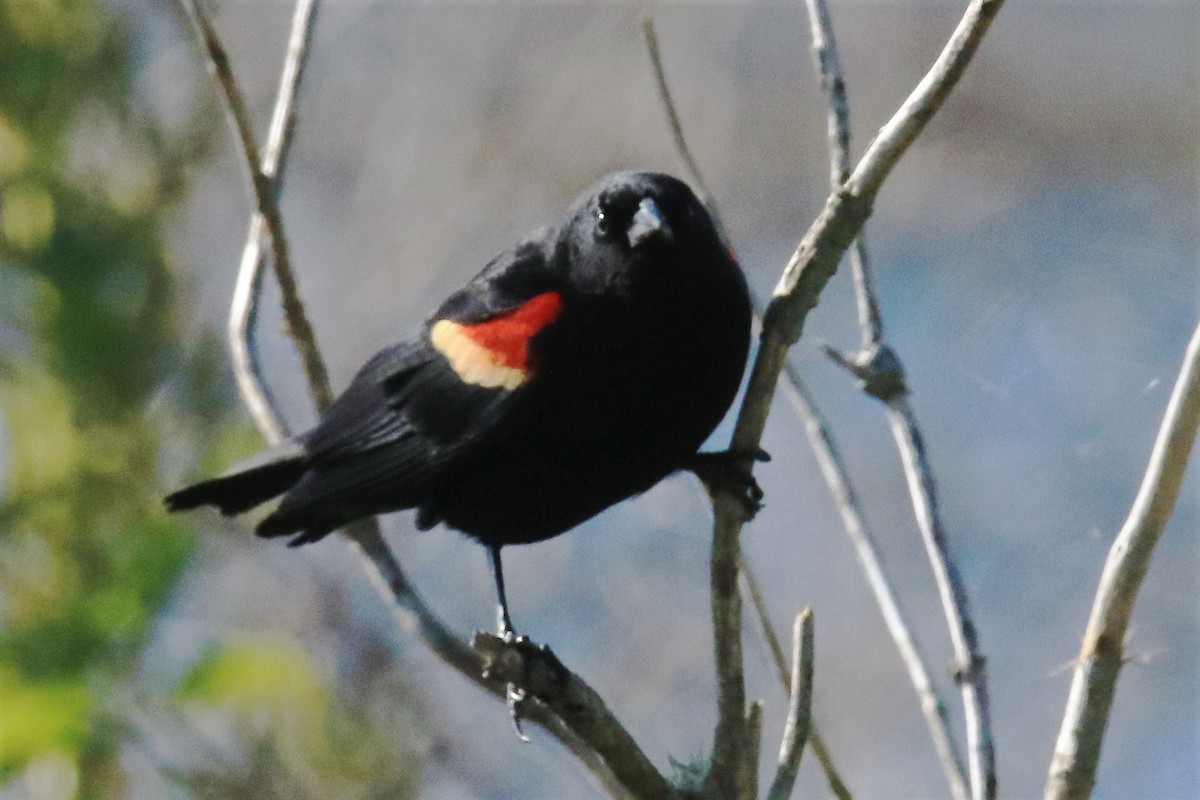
[737,701,764,800]
[227,0,320,442]
[766,609,815,800]
[843,2,1003,202]
[183,0,332,412]
[801,0,881,349]
[717,0,1006,793]
[768,0,1005,340]
[741,560,853,800]
[884,396,996,800]
[797,1,974,794]
[780,369,970,798]
[641,17,716,211]
[642,15,734,257]
[1046,320,1200,800]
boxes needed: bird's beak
[626,197,672,249]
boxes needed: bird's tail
[165,441,306,517]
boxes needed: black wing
[257,233,561,541]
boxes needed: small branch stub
[766,609,815,800]
[1046,320,1200,800]
[824,342,907,401]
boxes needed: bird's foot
[474,631,571,743]
[686,447,770,520]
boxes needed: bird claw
[507,683,531,742]
[686,448,769,520]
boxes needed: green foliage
[0,665,90,769]
[0,0,212,790]
[172,639,422,799]
[0,4,429,797]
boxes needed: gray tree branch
[710,0,1006,795]
[883,395,996,800]
[741,557,853,800]
[227,0,320,443]
[643,21,853,799]
[181,0,331,414]
[765,609,815,800]
[798,0,989,796]
[1045,319,1200,800]
[780,369,968,800]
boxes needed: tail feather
[255,512,335,547]
[165,455,306,516]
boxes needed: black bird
[167,171,756,637]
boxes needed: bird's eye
[595,209,612,238]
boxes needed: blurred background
[0,0,1195,798]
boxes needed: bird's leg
[488,545,531,741]
[488,544,518,641]
[685,447,770,520]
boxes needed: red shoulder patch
[430,292,563,389]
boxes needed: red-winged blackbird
[167,171,754,636]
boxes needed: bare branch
[797,0,998,794]
[646,4,1005,792]
[769,0,1005,340]
[473,634,679,799]
[796,3,973,792]
[1046,320,1200,800]
[780,370,969,799]
[738,701,764,800]
[707,493,749,798]
[725,0,1010,764]
[182,0,332,412]
[641,16,716,211]
[228,0,320,442]
[766,609,815,800]
[741,559,853,800]
[186,0,491,701]
[843,0,1003,201]
[881,396,996,799]
[801,0,881,349]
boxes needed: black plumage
[167,171,754,635]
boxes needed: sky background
[62,1,1200,797]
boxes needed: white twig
[182,0,332,414]
[885,396,996,800]
[801,0,881,350]
[1046,320,1200,800]
[781,370,969,800]
[227,0,320,442]
[797,0,982,795]
[766,609,815,800]
[741,558,853,800]
[843,0,1004,201]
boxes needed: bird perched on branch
[167,171,759,638]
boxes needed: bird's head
[557,171,725,297]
